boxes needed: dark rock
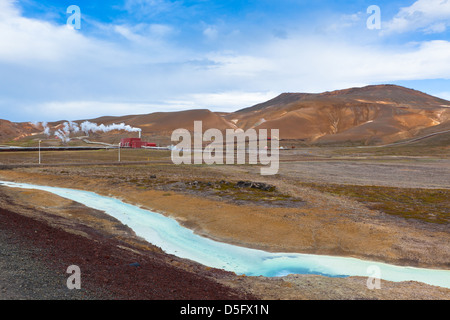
[236,181,252,188]
[129,262,141,268]
[235,181,275,192]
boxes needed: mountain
[0,119,40,143]
[85,109,237,136]
[226,85,450,144]
[1,85,450,146]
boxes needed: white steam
[33,121,51,137]
[43,126,51,136]
[33,120,142,143]
[63,121,80,134]
[80,121,142,136]
[54,129,71,143]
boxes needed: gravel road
[278,159,450,189]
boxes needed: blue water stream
[1,180,449,289]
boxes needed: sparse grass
[183,180,302,206]
[10,159,303,207]
[0,149,172,165]
[1,147,447,215]
[302,182,450,224]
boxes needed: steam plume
[34,120,142,143]
[55,129,71,143]
[80,121,142,136]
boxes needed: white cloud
[187,91,278,110]
[114,23,175,42]
[203,26,219,40]
[0,1,138,69]
[0,7,77,63]
[2,0,450,122]
[206,52,275,78]
[27,91,279,121]
[28,101,184,121]
[384,0,450,34]
[204,37,450,93]
[437,92,450,101]
[324,12,364,33]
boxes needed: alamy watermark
[367,5,381,30]
[171,121,280,176]
[63,4,380,32]
[366,265,382,290]
[66,265,81,290]
[63,4,380,33]
[67,5,81,30]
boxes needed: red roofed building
[120,138,157,149]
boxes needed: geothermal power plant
[120,138,157,149]
[0,121,160,152]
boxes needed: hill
[0,120,40,143]
[85,109,237,136]
[226,85,450,145]
[1,84,449,146]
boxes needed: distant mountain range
[1,84,450,146]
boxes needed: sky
[1,0,450,122]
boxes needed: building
[120,138,157,149]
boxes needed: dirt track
[277,159,450,189]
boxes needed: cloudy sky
[1,0,450,122]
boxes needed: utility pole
[39,140,41,164]
[118,143,121,162]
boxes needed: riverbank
[0,167,448,270]
[0,199,254,300]
[1,185,449,300]
[1,146,450,299]
[0,167,449,299]
[4,179,450,288]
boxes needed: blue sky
[1,0,450,122]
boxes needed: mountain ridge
[1,84,449,146]
[226,84,450,144]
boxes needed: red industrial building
[120,138,157,149]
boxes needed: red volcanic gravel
[0,207,256,300]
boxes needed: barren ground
[0,146,449,300]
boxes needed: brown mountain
[86,109,237,136]
[227,84,450,144]
[1,85,449,146]
[0,120,40,143]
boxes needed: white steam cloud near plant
[34,121,142,143]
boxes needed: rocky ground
[0,202,254,300]
[0,181,449,300]
[0,149,449,300]
[1,189,449,301]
